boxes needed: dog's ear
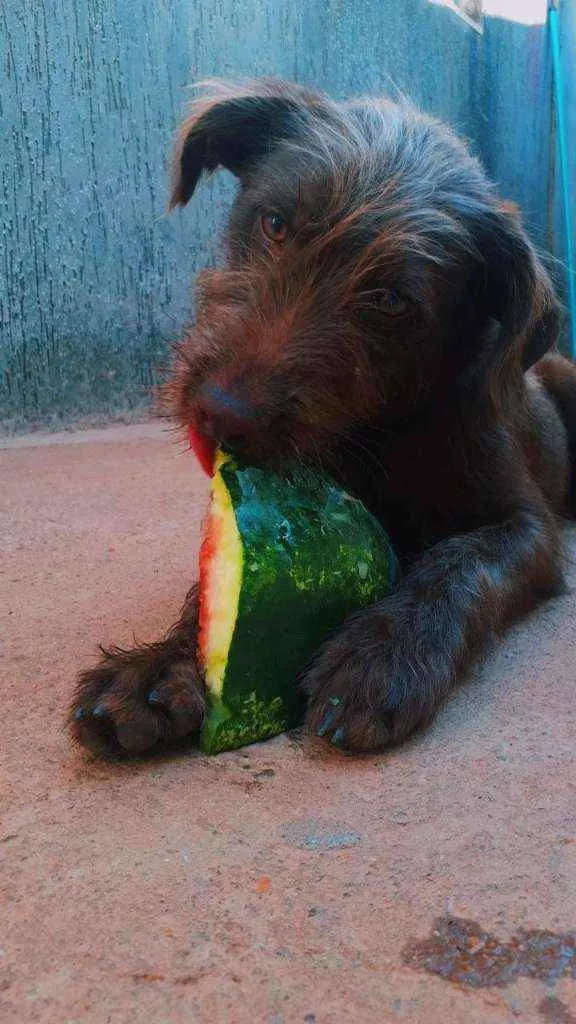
[473,201,560,365]
[521,258,562,369]
[170,80,316,208]
[458,199,560,379]
[470,201,536,338]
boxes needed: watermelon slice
[197,450,398,754]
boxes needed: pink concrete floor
[2,422,575,1024]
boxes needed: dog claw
[146,689,162,706]
[316,708,337,737]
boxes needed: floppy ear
[471,202,536,338]
[521,260,562,369]
[471,201,560,368]
[169,80,317,208]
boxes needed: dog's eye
[373,288,409,317]
[261,211,287,243]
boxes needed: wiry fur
[70,80,575,757]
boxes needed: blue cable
[549,1,576,358]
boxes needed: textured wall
[476,16,552,248]
[0,0,565,429]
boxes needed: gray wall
[0,0,570,430]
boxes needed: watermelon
[188,427,216,476]
[197,449,398,754]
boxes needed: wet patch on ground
[402,916,576,988]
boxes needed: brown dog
[70,80,576,757]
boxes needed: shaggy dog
[70,80,576,757]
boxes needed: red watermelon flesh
[188,426,216,476]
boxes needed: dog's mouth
[181,370,350,476]
[187,421,295,475]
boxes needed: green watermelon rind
[199,461,397,753]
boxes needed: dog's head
[167,80,559,468]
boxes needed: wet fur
[70,80,576,756]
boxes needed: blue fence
[1,0,574,429]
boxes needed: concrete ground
[2,421,575,1024]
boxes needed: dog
[70,79,576,757]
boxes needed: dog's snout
[195,382,258,450]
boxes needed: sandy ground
[2,422,575,1024]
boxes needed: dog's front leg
[303,510,563,752]
[69,585,205,756]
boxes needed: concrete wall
[0,0,569,430]
[476,15,553,248]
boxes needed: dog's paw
[69,644,205,757]
[302,613,437,753]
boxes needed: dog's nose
[195,382,258,451]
